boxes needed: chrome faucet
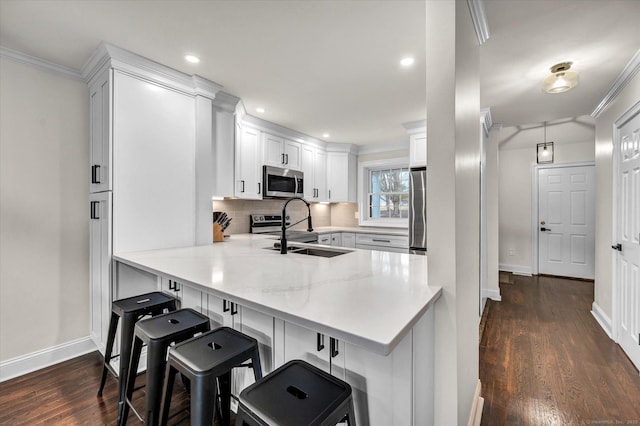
[281,197,313,254]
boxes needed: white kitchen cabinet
[355,233,408,253]
[341,232,356,248]
[330,233,342,246]
[301,145,327,201]
[317,234,331,245]
[326,151,357,202]
[263,133,301,171]
[235,125,262,199]
[409,133,427,168]
[282,321,345,380]
[160,277,205,313]
[89,191,112,352]
[89,68,112,194]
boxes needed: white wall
[594,71,640,320]
[0,58,89,362]
[497,116,595,274]
[426,1,480,423]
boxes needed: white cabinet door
[159,278,205,313]
[341,233,356,248]
[235,126,262,199]
[263,133,285,168]
[205,293,235,328]
[235,306,276,396]
[282,322,345,380]
[89,191,112,353]
[283,139,301,170]
[327,152,357,202]
[331,233,342,246]
[318,234,331,245]
[301,145,315,199]
[409,133,427,168]
[112,72,196,253]
[314,149,328,202]
[89,68,112,193]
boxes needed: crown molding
[467,0,490,45]
[326,142,359,155]
[357,141,410,155]
[480,108,493,136]
[212,91,240,113]
[591,48,640,118]
[0,46,83,81]
[402,119,426,135]
[81,42,224,99]
[241,113,327,147]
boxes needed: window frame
[358,157,410,228]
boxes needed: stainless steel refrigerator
[409,167,426,254]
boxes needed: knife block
[213,223,224,242]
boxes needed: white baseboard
[0,336,97,382]
[482,288,502,302]
[591,301,613,339]
[499,263,533,276]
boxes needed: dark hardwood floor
[481,273,640,425]
[2,273,639,425]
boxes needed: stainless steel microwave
[263,166,304,198]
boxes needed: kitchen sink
[265,244,351,258]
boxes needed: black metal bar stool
[120,308,210,426]
[235,360,356,426]
[97,292,177,424]
[159,326,263,426]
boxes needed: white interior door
[538,165,595,279]
[615,105,640,370]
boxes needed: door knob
[612,243,622,252]
[540,227,551,232]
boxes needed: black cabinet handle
[241,180,245,193]
[281,153,285,164]
[612,243,622,252]
[330,338,339,358]
[91,164,101,184]
[317,333,325,351]
[328,190,331,199]
[90,201,99,219]
[258,182,261,194]
[372,239,391,243]
[168,280,174,290]
[231,302,238,315]
[169,280,180,291]
[285,154,289,165]
[223,299,230,312]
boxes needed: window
[359,158,410,227]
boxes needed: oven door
[263,166,303,198]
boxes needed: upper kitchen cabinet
[235,123,263,199]
[403,120,426,168]
[89,68,112,193]
[326,145,357,203]
[300,144,327,201]
[263,133,302,171]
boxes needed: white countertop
[114,234,440,355]
[313,226,408,236]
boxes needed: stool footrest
[124,397,144,423]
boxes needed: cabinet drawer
[317,234,331,245]
[355,233,408,249]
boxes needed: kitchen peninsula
[114,234,441,425]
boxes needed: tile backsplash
[212,199,335,235]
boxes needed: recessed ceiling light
[322,133,330,138]
[256,107,265,113]
[400,57,415,67]
[185,55,200,64]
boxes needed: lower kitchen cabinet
[89,191,112,352]
[330,233,342,246]
[341,232,356,248]
[160,277,206,313]
[282,321,345,380]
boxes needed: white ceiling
[1,0,638,145]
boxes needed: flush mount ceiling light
[400,57,415,67]
[537,122,554,164]
[184,54,200,64]
[256,107,265,113]
[543,62,578,93]
[322,133,330,138]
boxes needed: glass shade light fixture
[543,62,578,93]
[537,122,554,164]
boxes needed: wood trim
[591,49,640,118]
[0,337,96,382]
[0,46,83,81]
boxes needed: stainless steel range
[249,214,318,243]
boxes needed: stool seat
[97,291,177,426]
[236,360,356,426]
[160,327,263,426]
[121,308,210,426]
